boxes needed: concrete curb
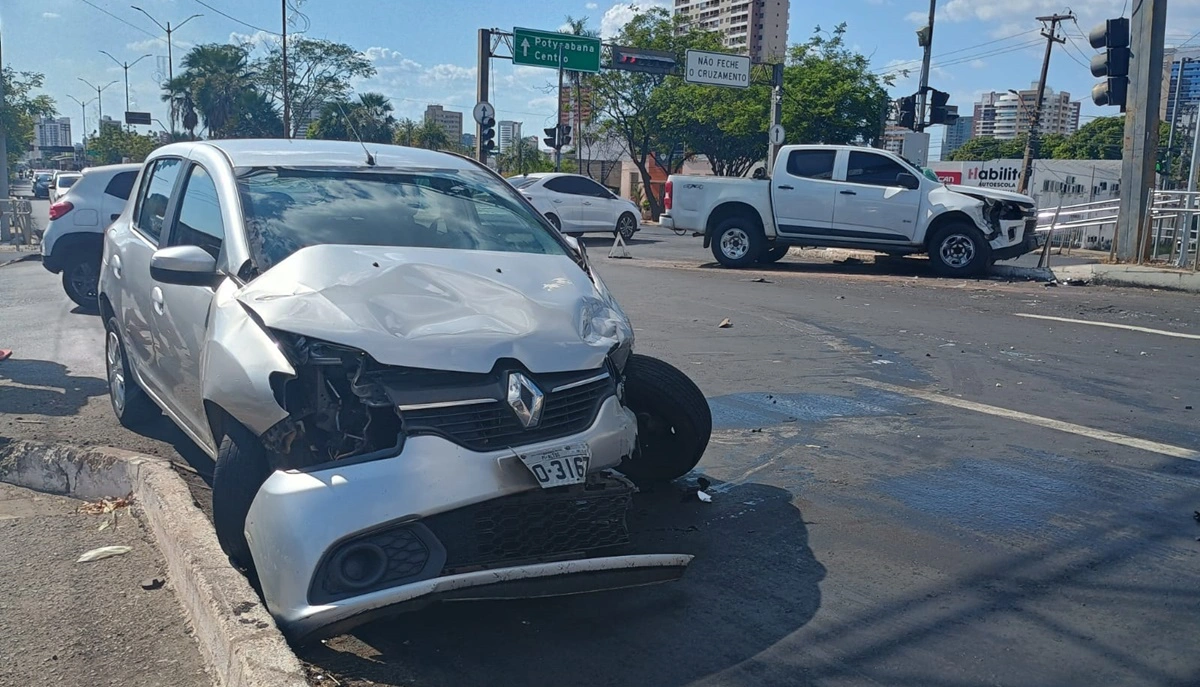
[991,264,1055,281]
[0,440,307,687]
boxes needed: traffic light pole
[476,28,491,162]
[1116,0,1167,262]
[555,44,564,172]
[915,0,935,132]
[1018,14,1070,196]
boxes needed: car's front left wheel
[212,422,274,573]
[617,354,712,483]
[104,317,159,428]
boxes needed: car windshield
[237,166,566,273]
[59,176,80,188]
[36,174,52,183]
[507,176,541,189]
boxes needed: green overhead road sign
[512,27,601,73]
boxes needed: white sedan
[509,173,641,240]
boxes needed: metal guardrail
[1,199,37,248]
[1034,193,1199,270]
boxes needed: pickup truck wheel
[758,245,790,264]
[711,217,763,268]
[213,422,274,576]
[929,223,992,277]
[617,354,712,484]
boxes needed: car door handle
[151,286,164,315]
[552,199,562,203]
[777,185,795,190]
[840,190,857,195]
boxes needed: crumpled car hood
[235,244,631,374]
[946,184,1035,205]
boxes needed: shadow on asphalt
[0,359,107,417]
[301,480,825,687]
[580,235,663,247]
[132,416,216,484]
[701,255,945,279]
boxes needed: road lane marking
[851,377,1200,462]
[1014,313,1200,340]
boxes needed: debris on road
[140,578,165,590]
[746,277,772,283]
[835,257,863,265]
[696,491,712,503]
[718,317,732,328]
[76,546,132,563]
[78,496,131,515]
[0,349,11,362]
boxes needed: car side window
[577,177,613,198]
[134,158,183,244]
[846,151,909,187]
[543,177,575,194]
[170,165,225,259]
[786,150,836,180]
[104,171,137,200]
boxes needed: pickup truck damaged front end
[933,186,1039,259]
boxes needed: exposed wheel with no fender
[711,216,764,268]
[103,316,160,428]
[929,222,991,278]
[212,421,274,575]
[617,354,712,483]
[758,245,789,264]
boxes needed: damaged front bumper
[990,217,1040,261]
[243,395,691,641]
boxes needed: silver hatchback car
[98,139,711,640]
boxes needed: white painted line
[851,377,1200,462]
[1014,313,1200,340]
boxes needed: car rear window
[237,166,566,273]
[508,176,540,189]
[58,175,81,188]
[104,171,138,200]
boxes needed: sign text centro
[512,27,602,73]
[685,50,751,88]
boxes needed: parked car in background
[49,172,82,203]
[99,139,711,641]
[41,163,140,308]
[509,173,641,240]
[661,144,1038,276]
[33,172,53,199]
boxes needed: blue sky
[5,0,1200,157]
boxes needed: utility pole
[555,43,564,173]
[99,51,151,119]
[67,95,96,151]
[1164,57,1192,189]
[768,63,784,173]
[1018,13,1071,195]
[915,0,936,132]
[281,0,290,138]
[131,7,202,135]
[78,78,118,130]
[475,28,491,163]
[1116,0,1167,262]
[1,24,9,243]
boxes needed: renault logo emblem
[507,372,544,428]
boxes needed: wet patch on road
[708,389,920,430]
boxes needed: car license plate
[519,444,590,488]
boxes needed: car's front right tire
[711,216,764,268]
[212,422,273,573]
[104,317,159,428]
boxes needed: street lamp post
[99,50,152,118]
[130,6,202,135]
[78,78,119,129]
[66,95,97,151]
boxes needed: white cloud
[125,37,175,52]
[970,59,987,69]
[418,64,476,86]
[42,12,60,19]
[229,30,279,50]
[586,2,598,8]
[600,1,669,40]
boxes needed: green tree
[393,118,420,147]
[307,92,396,143]
[947,136,1028,161]
[497,137,555,175]
[659,72,769,177]
[180,44,259,138]
[255,37,375,138]
[162,75,199,139]
[781,24,892,146]
[1047,116,1124,160]
[1,68,57,169]
[415,118,451,150]
[84,127,162,164]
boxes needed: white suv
[41,163,140,308]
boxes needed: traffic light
[480,116,496,153]
[1089,17,1130,109]
[544,125,559,150]
[897,95,916,130]
[610,46,677,75]
[928,88,957,125]
[559,124,572,148]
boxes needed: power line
[76,0,164,43]
[190,0,278,35]
[927,39,1045,70]
[874,29,1039,74]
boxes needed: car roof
[80,163,141,177]
[151,138,482,172]
[56,172,82,179]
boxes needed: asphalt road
[2,222,1199,686]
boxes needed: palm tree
[167,44,258,139]
[561,16,599,161]
[161,75,198,140]
[394,118,420,147]
[353,92,396,143]
[415,118,450,150]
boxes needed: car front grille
[423,475,633,572]
[401,374,614,452]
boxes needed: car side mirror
[150,245,217,286]
[896,172,920,190]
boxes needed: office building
[972,86,1079,140]
[880,125,907,156]
[461,132,476,149]
[673,0,790,63]
[942,115,974,158]
[424,104,464,142]
[1162,47,1200,126]
[498,120,522,153]
[35,116,72,148]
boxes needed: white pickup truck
[660,144,1039,276]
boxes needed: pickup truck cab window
[845,151,909,188]
[786,150,836,180]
